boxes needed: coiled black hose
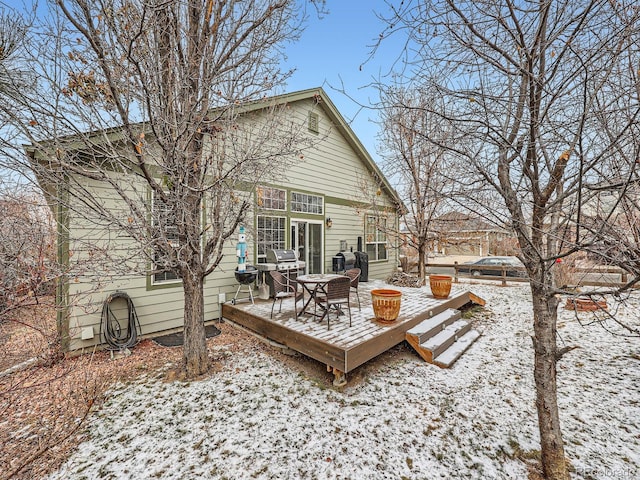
[100,291,141,350]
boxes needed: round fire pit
[232,266,259,305]
[234,265,258,284]
[564,297,608,312]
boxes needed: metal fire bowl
[235,266,258,284]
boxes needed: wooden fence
[425,262,631,288]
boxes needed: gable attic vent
[308,111,319,134]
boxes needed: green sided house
[34,87,404,351]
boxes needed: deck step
[433,329,481,368]
[405,308,461,344]
[421,319,471,361]
[405,309,480,367]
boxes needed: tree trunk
[531,285,569,480]
[182,274,208,377]
[418,243,427,286]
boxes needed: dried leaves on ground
[386,271,423,288]
[0,304,252,480]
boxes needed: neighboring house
[33,88,403,351]
[430,212,516,256]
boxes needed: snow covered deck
[221,280,483,376]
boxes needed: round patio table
[296,273,344,318]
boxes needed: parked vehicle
[458,256,527,278]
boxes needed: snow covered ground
[49,282,640,480]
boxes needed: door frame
[290,218,324,274]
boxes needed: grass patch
[460,304,485,319]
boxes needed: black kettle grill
[232,265,258,304]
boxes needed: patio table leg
[299,283,317,316]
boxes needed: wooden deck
[221,280,483,375]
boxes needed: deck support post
[328,365,347,387]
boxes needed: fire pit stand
[232,266,258,305]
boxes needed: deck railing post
[501,266,506,286]
[454,261,459,283]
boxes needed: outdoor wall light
[325,217,333,228]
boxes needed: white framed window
[365,215,388,261]
[257,186,286,211]
[257,215,286,262]
[151,194,180,284]
[291,192,323,215]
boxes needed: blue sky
[5,0,400,164]
[282,1,404,165]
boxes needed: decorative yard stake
[236,226,248,272]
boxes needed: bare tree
[2,0,322,378]
[377,83,453,284]
[0,9,57,327]
[0,7,34,183]
[0,192,57,319]
[376,1,640,478]
[0,8,29,101]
